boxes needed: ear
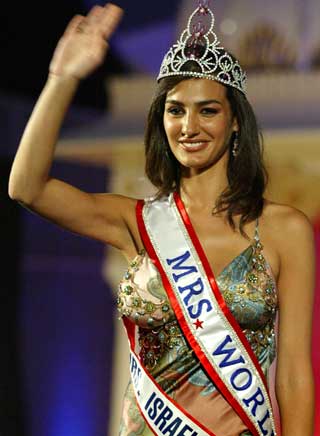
[232,117,239,132]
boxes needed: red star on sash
[194,319,204,329]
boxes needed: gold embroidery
[117,224,278,368]
[117,250,174,327]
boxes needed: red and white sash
[123,316,217,436]
[125,193,277,436]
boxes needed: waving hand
[49,3,124,80]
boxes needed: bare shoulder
[262,199,314,242]
[256,199,315,281]
[261,199,315,272]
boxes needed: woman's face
[163,78,238,174]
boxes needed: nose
[181,112,200,137]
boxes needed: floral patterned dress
[117,219,278,436]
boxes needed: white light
[220,19,238,36]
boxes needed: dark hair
[144,75,268,238]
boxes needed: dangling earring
[232,131,239,157]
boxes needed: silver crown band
[157,2,247,95]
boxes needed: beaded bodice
[117,219,278,376]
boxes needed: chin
[181,160,214,172]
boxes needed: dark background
[0,0,179,110]
[0,1,178,435]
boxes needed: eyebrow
[165,99,222,106]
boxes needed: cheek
[206,119,231,140]
[163,117,179,139]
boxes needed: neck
[179,159,229,213]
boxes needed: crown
[157,0,247,94]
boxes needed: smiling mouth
[179,141,209,152]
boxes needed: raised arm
[8,4,138,253]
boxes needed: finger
[86,5,105,25]
[83,5,119,37]
[64,15,85,36]
[100,3,124,40]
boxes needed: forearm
[8,74,79,203]
[276,373,314,436]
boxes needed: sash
[123,316,217,436]
[133,193,277,436]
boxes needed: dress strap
[254,217,260,241]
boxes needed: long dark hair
[144,76,268,238]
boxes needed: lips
[179,141,209,152]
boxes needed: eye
[166,106,184,116]
[201,107,219,115]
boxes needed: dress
[117,217,278,436]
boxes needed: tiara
[157,0,247,94]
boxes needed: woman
[8,2,315,436]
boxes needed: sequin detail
[139,320,184,370]
[118,218,278,436]
[117,249,175,328]
[118,221,278,371]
